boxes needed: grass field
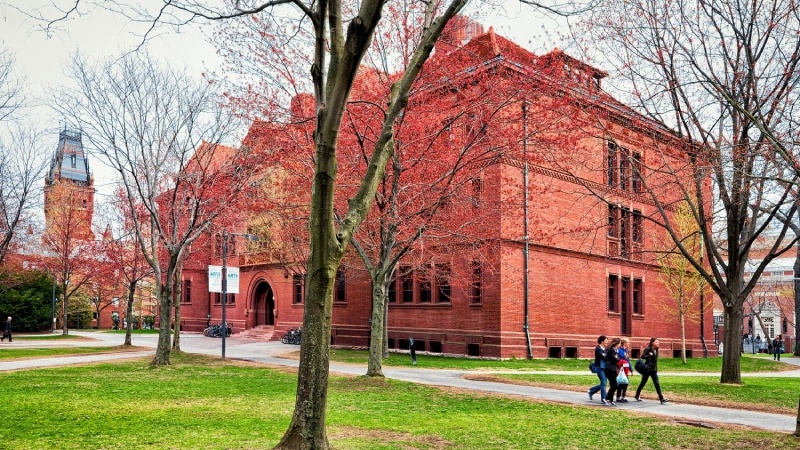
[0,352,796,450]
[0,346,142,360]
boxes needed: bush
[0,268,57,331]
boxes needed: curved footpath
[2,331,798,433]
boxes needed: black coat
[641,346,658,373]
[604,346,621,374]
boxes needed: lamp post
[213,230,259,359]
[221,229,229,359]
[51,277,57,332]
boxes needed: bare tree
[583,0,800,384]
[0,51,43,265]
[0,49,23,122]
[0,125,48,265]
[52,52,258,365]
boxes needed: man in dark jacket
[772,335,783,361]
[1,316,11,342]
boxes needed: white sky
[0,1,567,203]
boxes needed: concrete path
[2,331,798,433]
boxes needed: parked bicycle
[281,328,302,345]
[203,323,232,338]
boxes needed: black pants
[604,369,619,402]
[635,372,663,400]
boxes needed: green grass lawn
[0,353,796,450]
[11,334,82,340]
[325,348,788,373]
[0,346,141,360]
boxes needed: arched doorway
[253,281,275,326]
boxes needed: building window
[213,293,221,305]
[228,293,235,305]
[609,275,643,315]
[292,274,304,304]
[619,146,630,191]
[335,269,346,303]
[471,178,482,207]
[608,204,618,238]
[419,271,432,302]
[400,266,413,303]
[632,213,643,243]
[182,280,191,304]
[632,152,643,192]
[70,154,77,168]
[633,279,642,314]
[607,142,618,187]
[608,274,618,312]
[437,264,451,303]
[388,274,397,303]
[608,205,643,260]
[470,261,482,304]
[607,141,643,192]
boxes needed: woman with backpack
[635,337,669,404]
[603,337,622,406]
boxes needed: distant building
[44,129,95,241]
[176,22,714,359]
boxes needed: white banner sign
[208,266,240,294]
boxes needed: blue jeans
[589,368,607,399]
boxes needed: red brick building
[177,24,714,359]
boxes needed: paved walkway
[2,331,798,433]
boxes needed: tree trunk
[274,132,341,448]
[95,305,102,330]
[721,304,743,384]
[172,268,181,351]
[794,243,799,356]
[61,283,69,336]
[124,280,135,346]
[382,298,389,359]
[274,255,336,449]
[795,395,800,436]
[366,277,388,377]
[680,311,687,364]
[153,259,179,366]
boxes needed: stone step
[235,326,275,341]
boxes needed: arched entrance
[253,281,275,326]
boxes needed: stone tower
[44,129,95,241]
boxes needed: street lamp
[222,230,229,359]
[220,230,259,359]
[51,277,57,332]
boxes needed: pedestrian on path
[616,337,632,403]
[2,316,12,342]
[635,337,669,404]
[772,335,783,361]
[604,338,622,406]
[588,335,608,404]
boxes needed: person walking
[772,335,783,361]
[1,316,12,342]
[604,338,622,406]
[588,335,608,404]
[635,337,669,404]
[616,337,632,403]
